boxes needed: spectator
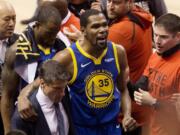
[134,13,180,135]
[68,0,96,17]
[148,0,167,19]
[107,0,152,83]
[134,0,167,19]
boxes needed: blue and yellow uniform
[68,41,122,135]
[15,26,66,91]
[37,44,58,65]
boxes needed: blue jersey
[16,26,66,90]
[37,44,57,65]
[19,45,59,91]
[68,41,121,126]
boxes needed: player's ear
[176,32,180,39]
[81,26,86,36]
[174,32,180,43]
[81,26,85,32]
[40,78,45,88]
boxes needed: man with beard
[63,1,153,134]
[63,0,153,83]
[56,9,136,135]
[1,5,66,134]
[17,9,136,135]
[105,1,153,134]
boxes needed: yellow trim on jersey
[76,41,108,65]
[37,44,50,55]
[67,47,78,84]
[112,43,120,74]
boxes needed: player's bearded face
[85,14,109,49]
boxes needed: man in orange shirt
[106,1,152,134]
[134,13,180,135]
[107,0,152,83]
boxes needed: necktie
[54,103,65,135]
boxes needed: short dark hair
[6,130,27,135]
[35,5,62,26]
[155,13,180,34]
[80,9,104,27]
[38,60,70,84]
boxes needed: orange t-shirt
[108,6,153,125]
[143,50,180,135]
[108,6,152,83]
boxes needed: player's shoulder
[113,43,126,54]
[53,47,72,63]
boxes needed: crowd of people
[0,0,179,135]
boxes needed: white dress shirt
[36,87,69,135]
[0,39,8,63]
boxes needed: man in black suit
[0,0,18,98]
[0,1,19,135]
[11,60,75,135]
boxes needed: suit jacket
[0,33,19,135]
[7,33,19,47]
[0,33,19,81]
[11,88,75,135]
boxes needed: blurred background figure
[68,0,93,17]
[20,0,43,24]
[134,0,167,19]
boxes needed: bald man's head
[0,0,16,40]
